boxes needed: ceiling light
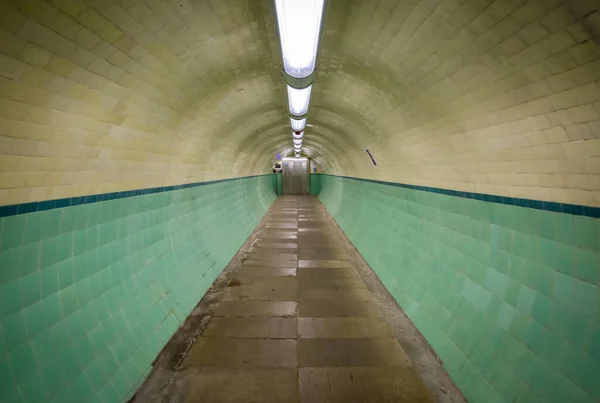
[293,131,304,140]
[275,0,325,79]
[290,117,306,131]
[287,85,311,117]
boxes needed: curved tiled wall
[0,0,599,402]
[0,176,275,402]
[319,174,600,403]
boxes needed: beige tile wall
[0,0,599,206]
[0,0,288,205]
[314,0,600,207]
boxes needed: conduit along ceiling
[274,0,327,160]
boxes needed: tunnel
[1,0,600,402]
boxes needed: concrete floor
[131,196,465,403]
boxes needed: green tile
[72,229,86,256]
[8,343,37,384]
[579,357,600,400]
[23,301,48,339]
[0,216,25,251]
[2,389,24,403]
[0,356,16,399]
[41,265,59,298]
[0,323,5,356]
[30,330,58,365]
[20,242,41,276]
[69,372,95,402]
[40,237,59,268]
[42,293,63,329]
[98,348,119,376]
[59,347,83,383]
[2,311,28,353]
[97,381,120,403]
[504,279,521,307]
[496,302,516,332]
[57,260,75,289]
[554,273,597,317]
[0,278,21,318]
[553,213,575,245]
[19,371,52,402]
[590,326,600,362]
[522,262,554,296]
[516,285,536,315]
[59,208,77,235]
[572,216,598,251]
[84,358,109,391]
[564,313,594,349]
[40,359,69,398]
[484,267,509,296]
[57,234,74,263]
[21,271,42,307]
[0,248,21,284]
[561,343,589,385]
[574,249,600,284]
[60,285,79,317]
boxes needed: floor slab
[299,367,434,403]
[297,338,412,367]
[203,317,297,338]
[298,259,354,268]
[185,338,297,367]
[176,368,299,403]
[214,301,298,317]
[223,285,298,301]
[298,288,372,301]
[298,300,383,318]
[297,267,358,278]
[235,266,296,277]
[297,317,395,338]
[298,275,366,289]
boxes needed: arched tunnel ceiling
[0,0,600,206]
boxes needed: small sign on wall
[366,149,377,166]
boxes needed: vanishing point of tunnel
[0,0,600,402]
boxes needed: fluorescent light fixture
[275,0,325,79]
[288,85,312,116]
[293,131,304,140]
[293,138,302,146]
[290,117,306,131]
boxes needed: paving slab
[176,368,299,403]
[214,301,298,317]
[299,367,434,403]
[299,288,372,302]
[203,317,297,338]
[298,300,383,317]
[297,338,412,367]
[235,266,296,277]
[185,338,297,367]
[224,285,298,301]
[297,317,395,338]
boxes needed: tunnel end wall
[319,174,600,403]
